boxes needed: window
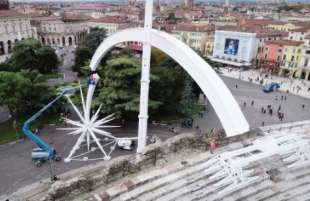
[12,23,16,33]
[278,48,282,53]
[4,24,8,34]
[283,54,286,60]
[7,40,12,53]
[291,56,294,62]
[305,58,309,67]
[277,56,280,61]
[0,41,4,55]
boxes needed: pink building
[262,41,284,73]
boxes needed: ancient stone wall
[6,130,257,201]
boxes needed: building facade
[274,40,304,77]
[299,35,310,80]
[31,16,88,48]
[0,11,34,62]
[89,16,128,36]
[0,0,9,10]
[171,23,214,53]
[212,30,257,67]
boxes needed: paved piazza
[1,75,310,196]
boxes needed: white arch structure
[88,27,250,147]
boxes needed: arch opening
[90,28,249,137]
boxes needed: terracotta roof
[292,27,310,33]
[265,40,304,46]
[257,31,288,38]
[218,25,261,33]
[63,15,89,22]
[239,18,274,27]
[0,10,25,18]
[172,23,215,32]
[218,25,288,38]
[90,16,129,24]
[269,21,288,25]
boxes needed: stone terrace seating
[81,132,310,201]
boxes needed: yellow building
[277,40,304,77]
[171,23,215,53]
[203,36,214,55]
[267,22,300,32]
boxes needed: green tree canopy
[96,56,161,120]
[73,27,107,74]
[10,38,59,73]
[91,48,202,120]
[0,71,56,120]
[0,72,31,118]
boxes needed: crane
[22,87,77,167]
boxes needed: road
[47,47,78,86]
[1,75,310,196]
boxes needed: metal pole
[137,0,153,153]
[48,158,56,181]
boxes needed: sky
[10,0,310,3]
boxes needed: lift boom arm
[22,88,75,158]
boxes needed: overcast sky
[9,0,310,3]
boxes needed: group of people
[260,105,284,121]
[181,118,194,129]
[275,95,287,101]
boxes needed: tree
[0,61,11,71]
[0,71,56,120]
[72,46,93,73]
[149,49,187,116]
[96,57,161,120]
[10,38,59,73]
[0,72,32,119]
[180,74,195,114]
[81,27,107,52]
[73,27,107,74]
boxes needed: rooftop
[265,40,304,46]
[172,23,215,32]
[0,10,25,18]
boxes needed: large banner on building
[224,38,239,56]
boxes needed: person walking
[251,100,254,106]
[243,102,246,107]
[302,104,305,109]
[269,108,273,116]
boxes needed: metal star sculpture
[59,78,120,162]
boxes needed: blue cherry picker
[22,87,76,167]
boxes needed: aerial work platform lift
[22,87,76,167]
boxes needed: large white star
[59,79,120,162]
